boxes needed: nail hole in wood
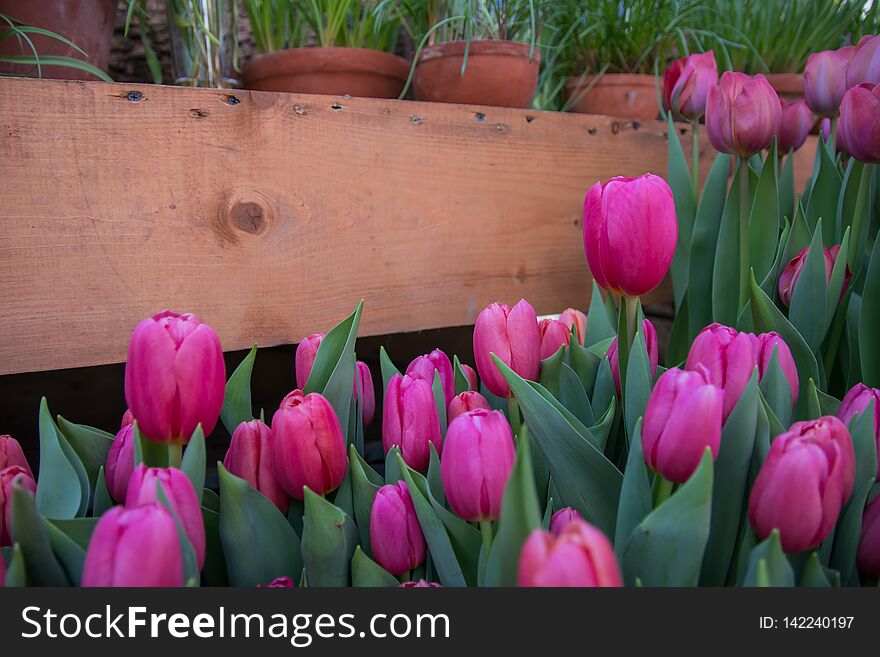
[127,91,142,102]
[611,121,620,134]
[331,103,343,111]
[189,108,208,119]
[632,121,640,130]
[525,115,535,123]
[588,127,598,135]
[495,123,508,134]
[226,95,240,106]
[475,112,486,121]
[411,115,424,125]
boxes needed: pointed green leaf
[614,419,652,555]
[667,115,698,310]
[385,446,403,485]
[558,362,595,428]
[301,487,358,587]
[4,544,26,587]
[788,221,830,351]
[220,345,256,435]
[585,282,615,346]
[538,345,566,398]
[9,482,70,586]
[92,467,114,516]
[55,417,114,490]
[860,237,880,387]
[453,355,470,394]
[800,552,831,587]
[431,370,447,436]
[624,322,653,441]
[805,142,842,245]
[352,546,399,587]
[829,477,875,578]
[380,346,401,394]
[349,445,381,557]
[36,398,87,519]
[749,142,780,283]
[779,150,795,225]
[181,426,206,505]
[567,335,601,398]
[43,518,99,586]
[427,444,445,505]
[742,530,794,587]
[759,349,793,427]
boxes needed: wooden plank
[0,78,817,375]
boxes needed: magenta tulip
[369,481,427,576]
[550,507,584,537]
[846,34,880,88]
[559,308,587,345]
[272,390,348,499]
[223,419,290,514]
[820,117,831,142]
[82,504,183,587]
[1,466,36,547]
[518,519,622,587]
[857,493,880,577]
[441,409,515,521]
[686,323,757,420]
[399,579,442,588]
[447,391,491,422]
[706,72,782,157]
[837,82,880,163]
[295,332,325,389]
[105,423,136,502]
[473,299,541,398]
[750,332,800,405]
[838,384,880,478]
[126,464,206,569]
[778,244,852,308]
[539,318,571,360]
[258,576,294,588]
[804,47,855,117]
[0,435,31,477]
[461,364,479,391]
[663,50,718,119]
[121,408,135,428]
[606,318,659,395]
[749,417,855,553]
[406,349,454,408]
[382,373,442,472]
[777,100,816,153]
[124,310,225,443]
[355,361,376,426]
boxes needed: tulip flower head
[837,82,880,163]
[838,383,880,477]
[857,493,880,577]
[399,579,442,588]
[518,519,622,587]
[370,481,427,576]
[846,34,880,89]
[559,308,587,345]
[686,324,757,420]
[550,507,584,537]
[778,244,852,308]
[258,576,294,588]
[0,435,31,477]
[1,465,36,547]
[121,408,135,428]
[105,423,136,502]
[750,332,800,406]
[460,364,479,391]
[473,300,541,398]
[224,419,290,514]
[406,349,455,408]
[663,50,718,119]
[706,72,782,158]
[539,318,571,360]
[383,374,442,472]
[295,333,325,389]
[804,47,855,117]
[606,318,659,395]
[447,390,491,422]
[777,100,816,153]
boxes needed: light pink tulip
[224,419,290,514]
[539,318,571,360]
[559,308,587,345]
[804,47,855,117]
[846,34,880,89]
[663,50,718,119]
[447,390,491,422]
[473,300,541,398]
[706,72,782,157]
[295,332,325,389]
[777,100,816,153]
[518,519,622,587]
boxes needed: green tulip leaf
[55,417,114,492]
[614,419,653,555]
[10,482,70,586]
[667,115,698,311]
[350,446,381,557]
[133,421,168,468]
[301,487,358,587]
[220,345,256,435]
[379,346,402,396]
[181,425,206,506]
[351,546,399,587]
[759,349,793,427]
[385,446,403,485]
[538,345,566,398]
[431,370,447,436]
[92,467,114,516]
[800,552,832,587]
[591,356,617,422]
[4,544,27,587]
[558,362,595,428]
[779,149,795,226]
[805,141,842,246]
[585,281,616,347]
[741,530,794,587]
[829,477,875,581]
[155,481,200,586]
[860,238,880,387]
[566,335,600,398]
[452,355,469,394]
[624,322,653,442]
[201,504,228,586]
[427,444,445,505]
[36,398,88,519]
[749,142,780,283]
[788,221,830,352]
[43,518,99,586]
[713,164,756,326]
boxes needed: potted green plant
[241,0,409,99]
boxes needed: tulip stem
[507,397,522,436]
[691,120,700,197]
[478,520,493,586]
[653,476,674,508]
[168,443,182,469]
[738,157,751,313]
[829,117,837,151]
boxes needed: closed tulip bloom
[706,72,782,157]
[258,576,294,588]
[539,318,571,360]
[846,34,880,88]
[777,100,816,153]
[297,334,373,423]
[820,117,831,142]
[778,244,852,308]
[441,409,515,521]
[559,308,587,345]
[121,408,135,428]
[804,47,855,117]
[272,390,348,499]
[406,349,454,408]
[837,83,880,163]
[224,420,290,514]
[370,481,427,576]
[124,310,226,443]
[518,519,622,587]
[1,466,36,547]
[382,374,442,472]
[0,435,32,477]
[750,332,800,406]
[749,417,855,553]
[686,323,757,420]
[126,464,206,569]
[857,494,880,577]
[461,364,479,391]
[642,366,724,484]
[606,319,659,395]
[82,504,183,587]
[399,579,442,588]
[447,391,491,422]
[550,507,584,537]
[295,332,325,389]
[663,50,718,119]
[473,300,541,398]
[355,361,376,426]
[838,383,880,477]
[105,423,136,502]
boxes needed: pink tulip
[663,50,718,119]
[82,504,183,587]
[846,34,880,89]
[838,82,880,163]
[258,576,294,588]
[460,364,479,391]
[559,308,587,345]
[295,332,325,390]
[223,419,290,514]
[370,481,427,576]
[778,244,852,308]
[539,318,571,360]
[105,423,135,502]
[0,435,32,477]
[748,417,855,553]
[441,409,515,521]
[550,507,584,537]
[406,349,454,408]
[804,47,855,117]
[606,319,659,395]
[706,72,782,157]
[838,384,880,478]
[518,519,622,587]
[583,174,677,298]
[0,466,36,547]
[750,332,800,405]
[124,310,226,443]
[447,391,491,422]
[642,366,724,484]
[399,579,442,588]
[272,390,348,499]
[121,408,135,428]
[126,464,206,569]
[857,493,880,577]
[355,361,376,426]
[382,373,442,472]
[820,117,831,142]
[777,100,816,153]
[686,323,757,420]
[473,300,541,398]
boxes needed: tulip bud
[518,519,622,587]
[820,117,831,142]
[550,506,583,537]
[778,244,852,308]
[804,47,855,117]
[82,504,183,587]
[355,361,376,426]
[857,493,880,577]
[686,323,757,420]
[447,391,491,422]
[105,423,135,502]
[370,481,427,576]
[121,408,135,428]
[441,409,515,521]
[846,34,880,89]
[223,419,290,514]
[461,364,479,391]
[642,366,724,484]
[1,466,36,547]
[838,383,880,478]
[272,390,348,499]
[583,174,677,298]
[837,82,880,163]
[750,332,800,406]
[126,464,206,569]
[0,435,32,477]
[406,349,454,408]
[606,319,659,395]
[706,72,782,157]
[295,332,325,389]
[473,300,541,398]
[124,310,226,443]
[663,50,718,119]
[559,308,587,345]
[258,576,294,588]
[539,318,571,360]
[382,374,442,472]
[748,417,855,553]
[777,100,816,153]
[399,579,442,588]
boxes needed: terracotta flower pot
[413,40,540,109]
[566,74,660,120]
[764,73,804,103]
[0,0,116,80]
[242,47,410,99]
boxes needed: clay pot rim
[243,47,411,84]
[565,73,657,91]
[419,39,540,64]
